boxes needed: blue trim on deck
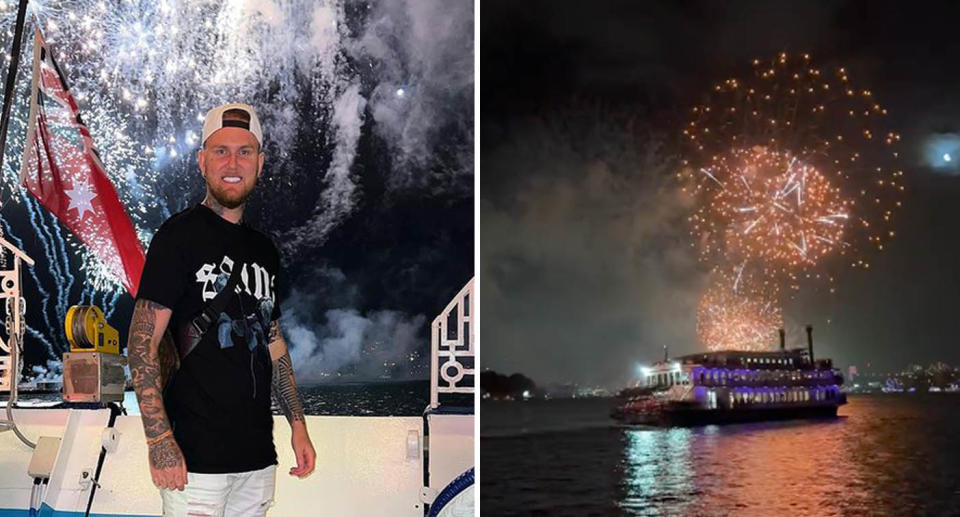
[423,406,474,416]
[0,504,158,517]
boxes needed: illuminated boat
[612,326,846,426]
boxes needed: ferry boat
[612,327,846,426]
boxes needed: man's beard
[208,175,258,209]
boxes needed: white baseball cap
[201,103,263,147]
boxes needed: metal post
[0,0,31,173]
[10,257,19,403]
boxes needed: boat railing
[0,236,33,400]
[430,277,475,409]
[692,377,841,388]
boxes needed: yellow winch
[64,305,119,355]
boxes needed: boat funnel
[778,328,785,351]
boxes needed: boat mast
[0,0,30,177]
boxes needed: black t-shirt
[136,203,281,473]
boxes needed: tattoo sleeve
[157,330,179,389]
[128,299,176,448]
[270,321,305,423]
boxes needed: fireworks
[697,267,782,352]
[0,1,473,357]
[683,53,903,350]
[681,52,902,278]
[691,146,850,271]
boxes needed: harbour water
[5,379,434,416]
[481,394,960,516]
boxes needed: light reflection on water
[620,428,696,514]
[481,395,960,516]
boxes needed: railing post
[429,278,475,409]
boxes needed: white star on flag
[64,179,97,220]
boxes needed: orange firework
[690,146,850,272]
[696,267,782,352]
[680,52,903,280]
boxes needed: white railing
[430,278,474,409]
[0,237,33,399]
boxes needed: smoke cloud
[355,0,474,193]
[280,267,427,384]
[482,104,705,387]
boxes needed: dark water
[298,380,432,415]
[481,394,960,516]
[7,380,438,416]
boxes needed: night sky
[1,1,473,384]
[481,0,960,387]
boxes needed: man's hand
[289,425,316,478]
[148,433,188,490]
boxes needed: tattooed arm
[128,298,187,491]
[268,320,316,478]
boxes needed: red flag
[19,29,145,297]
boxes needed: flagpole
[0,0,30,178]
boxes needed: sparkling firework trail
[697,268,782,352]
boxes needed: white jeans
[160,464,276,517]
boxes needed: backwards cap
[202,103,263,147]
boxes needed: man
[128,103,316,516]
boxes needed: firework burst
[682,52,904,350]
[696,266,782,352]
[680,52,903,281]
[690,146,851,273]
